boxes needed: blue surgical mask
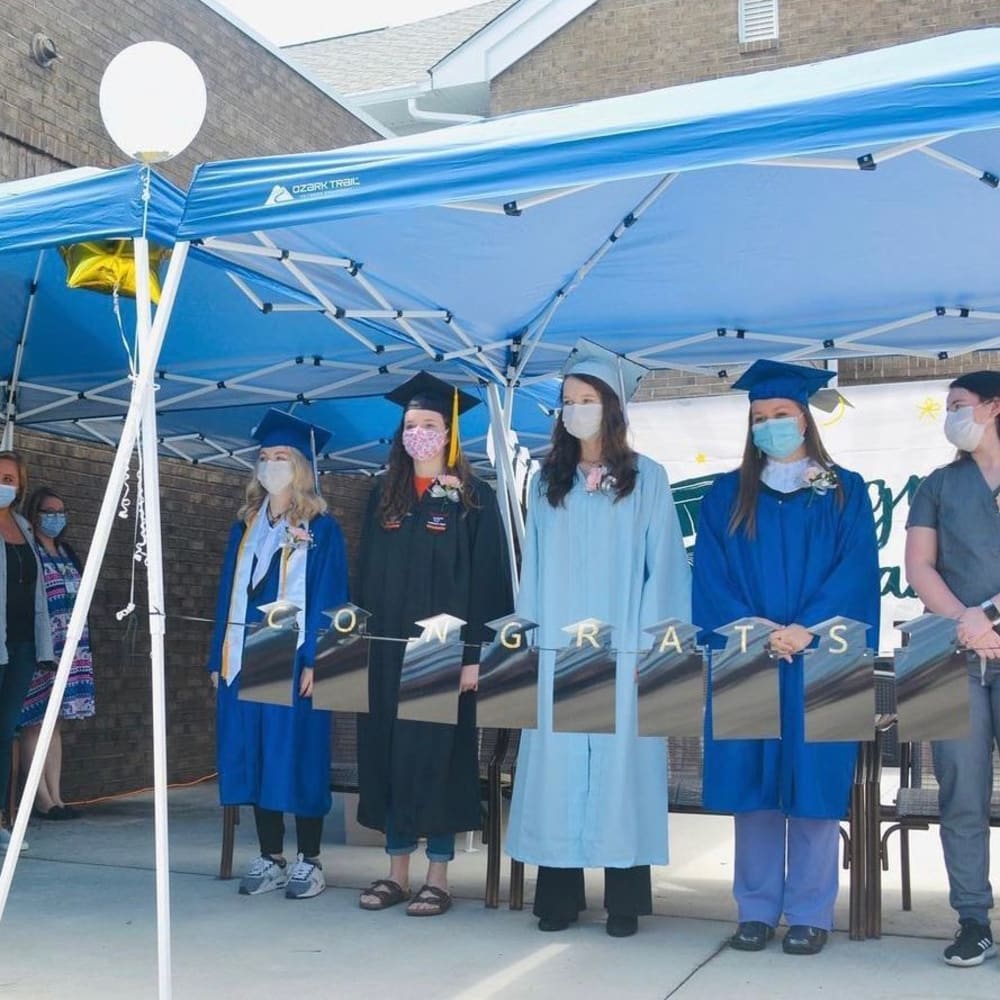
[39,513,66,537]
[0,485,17,510]
[752,417,804,459]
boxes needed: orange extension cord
[66,771,218,808]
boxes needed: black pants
[253,806,323,859]
[533,865,652,922]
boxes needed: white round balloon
[99,42,207,163]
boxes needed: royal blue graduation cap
[562,339,648,405]
[251,408,332,462]
[732,360,838,407]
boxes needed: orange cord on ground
[66,771,218,808]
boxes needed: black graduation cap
[386,372,480,468]
[385,372,479,418]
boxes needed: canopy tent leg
[486,383,523,599]
[1,250,44,450]
[0,244,190,998]
[134,236,173,1000]
[486,383,525,548]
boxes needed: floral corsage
[803,464,838,503]
[428,474,463,503]
[584,464,618,496]
[282,524,314,551]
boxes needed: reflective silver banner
[803,616,875,742]
[237,600,300,707]
[475,614,539,730]
[553,619,616,734]
[396,613,468,725]
[895,614,971,741]
[636,619,705,737]
[710,617,781,739]
[311,603,371,714]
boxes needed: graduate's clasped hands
[767,624,814,663]
[956,605,1000,659]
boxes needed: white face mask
[944,405,988,452]
[256,459,294,496]
[562,402,603,441]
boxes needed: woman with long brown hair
[356,372,512,916]
[506,340,690,938]
[693,360,880,955]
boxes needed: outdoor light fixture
[30,32,60,68]
[99,41,206,163]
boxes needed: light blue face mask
[0,485,16,510]
[752,416,804,459]
[39,513,67,537]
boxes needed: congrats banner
[628,377,955,653]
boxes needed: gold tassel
[447,386,460,468]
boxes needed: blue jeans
[0,642,37,806]
[932,659,1000,925]
[385,810,455,862]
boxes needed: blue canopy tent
[4,29,1000,984]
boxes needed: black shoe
[782,925,828,955]
[537,915,577,932]
[729,921,775,951]
[55,805,81,820]
[943,919,996,967]
[606,914,638,938]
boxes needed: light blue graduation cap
[252,408,332,463]
[562,339,648,405]
[732,360,846,411]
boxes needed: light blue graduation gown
[506,454,691,868]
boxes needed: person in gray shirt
[906,369,1000,968]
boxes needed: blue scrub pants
[733,809,841,929]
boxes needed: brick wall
[15,426,374,801]
[491,0,1000,115]
[2,0,380,800]
[0,0,378,187]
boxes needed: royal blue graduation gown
[207,512,348,817]
[693,467,880,819]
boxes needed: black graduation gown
[356,475,513,838]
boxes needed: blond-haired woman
[208,410,347,900]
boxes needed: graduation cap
[252,408,332,462]
[562,339,648,405]
[732,360,849,411]
[386,372,480,468]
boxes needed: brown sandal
[406,884,452,916]
[359,878,411,910]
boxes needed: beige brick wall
[492,0,1000,115]
[1,0,378,186]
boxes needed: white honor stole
[221,503,309,685]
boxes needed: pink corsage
[803,464,838,505]
[584,464,617,495]
[283,524,314,551]
[428,474,463,503]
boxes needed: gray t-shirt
[906,458,1000,607]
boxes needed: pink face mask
[402,426,447,462]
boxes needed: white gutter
[406,97,485,125]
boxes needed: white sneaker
[284,854,325,900]
[238,855,288,895]
[0,826,28,853]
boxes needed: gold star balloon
[59,239,169,303]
